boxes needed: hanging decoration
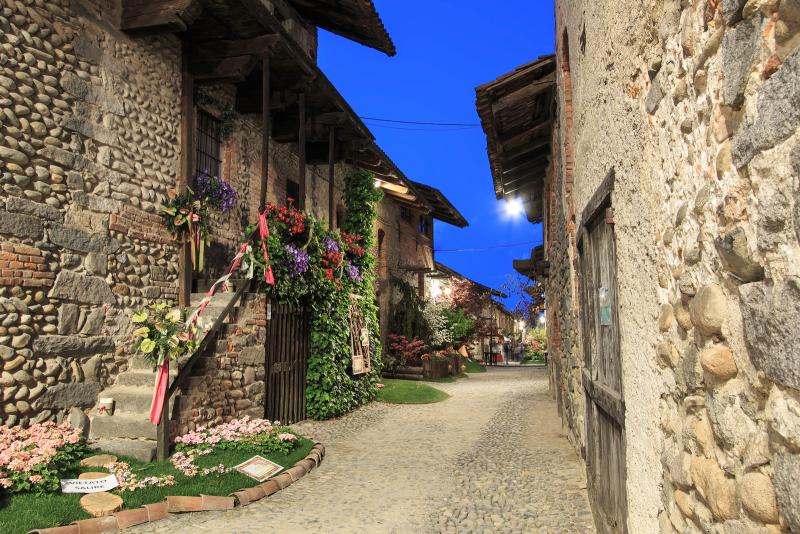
[161,173,238,272]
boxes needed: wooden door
[265,303,309,424]
[578,172,627,533]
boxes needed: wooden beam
[192,55,257,84]
[178,40,193,312]
[297,92,306,211]
[497,120,552,154]
[328,127,335,229]
[259,54,271,212]
[121,0,203,32]
[192,34,278,60]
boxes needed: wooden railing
[156,227,261,461]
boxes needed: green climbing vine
[246,169,383,419]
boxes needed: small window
[400,207,412,222]
[287,180,300,207]
[418,216,430,236]
[377,228,385,256]
[196,111,222,178]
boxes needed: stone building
[425,262,510,360]
[0,0,457,461]
[478,1,800,532]
[373,166,468,350]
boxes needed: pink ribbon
[259,209,275,286]
[149,209,275,426]
[149,361,169,424]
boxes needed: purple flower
[346,261,362,282]
[323,237,339,253]
[284,244,309,276]
[195,172,237,212]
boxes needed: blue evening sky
[318,1,553,308]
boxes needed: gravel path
[130,366,595,533]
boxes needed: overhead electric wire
[435,240,541,253]
[359,116,481,127]
[366,123,478,132]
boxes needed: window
[400,207,412,223]
[418,216,429,236]
[196,111,222,178]
[286,180,300,207]
[377,229,385,257]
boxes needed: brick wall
[172,293,267,436]
[0,243,54,289]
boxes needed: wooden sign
[234,455,284,482]
[349,294,371,375]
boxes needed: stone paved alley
[131,367,594,533]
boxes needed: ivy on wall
[248,170,383,419]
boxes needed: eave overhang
[476,55,556,223]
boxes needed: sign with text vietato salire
[60,475,119,493]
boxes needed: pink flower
[28,475,42,483]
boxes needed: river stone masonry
[0,0,352,437]
[548,0,800,531]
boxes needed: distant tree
[501,274,545,324]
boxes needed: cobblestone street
[131,367,595,533]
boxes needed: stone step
[116,369,177,387]
[90,414,157,440]
[190,291,236,309]
[102,385,171,414]
[91,439,156,463]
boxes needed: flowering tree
[422,301,454,349]
[501,274,545,324]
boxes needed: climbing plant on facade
[245,169,383,419]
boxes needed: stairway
[89,291,239,462]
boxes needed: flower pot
[423,359,450,378]
[96,398,114,416]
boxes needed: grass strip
[0,438,314,534]
[464,359,487,373]
[376,379,449,404]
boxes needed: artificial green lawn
[0,437,314,534]
[464,359,487,373]
[375,379,449,404]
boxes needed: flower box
[423,359,450,379]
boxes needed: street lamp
[503,197,524,218]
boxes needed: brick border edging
[28,443,326,534]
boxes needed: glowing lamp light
[431,280,441,298]
[503,197,525,218]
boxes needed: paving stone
[127,368,595,534]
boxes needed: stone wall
[549,0,800,531]
[374,196,435,349]
[0,0,183,427]
[172,293,267,437]
[0,0,352,429]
